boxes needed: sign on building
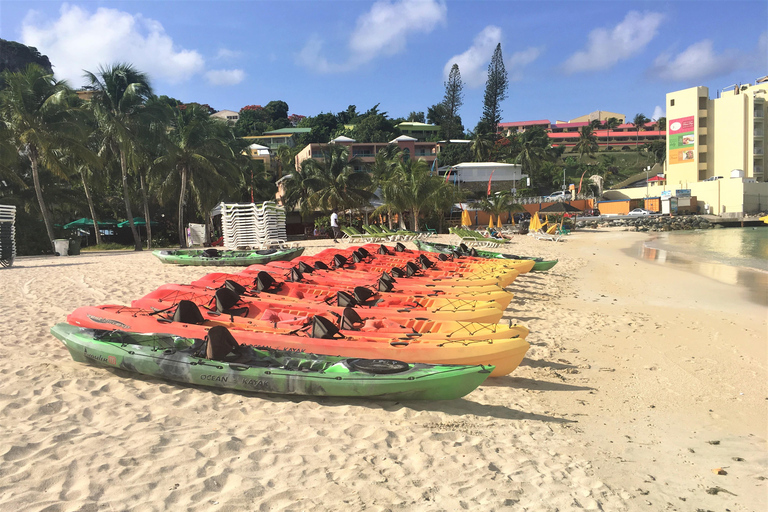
[668,116,695,165]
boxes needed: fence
[0,205,16,268]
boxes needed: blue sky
[1,1,766,130]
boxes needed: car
[544,191,567,200]
[627,208,652,216]
[704,176,723,181]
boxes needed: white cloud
[205,69,245,86]
[563,11,664,73]
[215,48,243,61]
[443,26,541,88]
[21,4,205,87]
[650,40,738,81]
[444,26,502,88]
[651,105,665,121]
[297,0,447,73]
[507,47,543,82]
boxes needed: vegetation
[0,41,667,256]
[478,43,508,136]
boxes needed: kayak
[67,305,528,376]
[263,257,517,288]
[51,323,493,400]
[258,261,508,295]
[414,240,558,272]
[152,246,305,266]
[134,283,505,323]
[311,246,533,275]
[190,269,514,310]
[189,270,514,310]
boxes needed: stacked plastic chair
[0,205,16,268]
[219,202,289,249]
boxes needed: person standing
[330,209,341,243]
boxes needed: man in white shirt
[330,209,340,243]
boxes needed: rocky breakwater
[577,216,715,232]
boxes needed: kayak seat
[202,248,220,258]
[339,307,364,330]
[205,326,241,361]
[214,288,249,317]
[173,300,205,324]
[256,271,283,293]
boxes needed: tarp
[538,202,582,214]
[63,218,117,229]
[117,217,158,227]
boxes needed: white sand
[0,230,764,511]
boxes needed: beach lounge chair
[343,226,381,242]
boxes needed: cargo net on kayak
[214,201,293,250]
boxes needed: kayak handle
[390,341,409,347]
[229,364,249,371]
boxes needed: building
[666,80,766,183]
[242,127,311,149]
[498,117,662,150]
[295,136,437,171]
[210,109,239,124]
[600,78,768,216]
[568,110,626,124]
[396,122,441,141]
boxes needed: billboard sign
[668,116,695,165]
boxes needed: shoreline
[0,230,765,510]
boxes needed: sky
[1,0,766,130]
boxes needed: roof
[551,121,589,129]
[389,135,418,143]
[396,122,440,130]
[452,162,520,169]
[498,120,550,128]
[331,136,356,143]
[263,127,311,135]
[247,143,270,150]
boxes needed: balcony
[754,147,764,155]
[754,128,764,137]
[755,110,765,118]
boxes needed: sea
[638,226,768,306]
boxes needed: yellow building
[666,80,766,183]
[568,110,626,124]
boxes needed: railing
[755,110,765,118]
[754,148,764,155]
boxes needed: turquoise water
[639,226,768,305]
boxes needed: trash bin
[68,238,81,255]
[53,239,70,256]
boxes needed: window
[699,97,708,110]
[402,148,410,162]
[670,99,675,106]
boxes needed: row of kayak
[53,242,551,400]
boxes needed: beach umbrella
[497,216,502,228]
[488,214,494,229]
[538,202,582,214]
[461,209,471,227]
[117,217,158,227]
[529,212,543,232]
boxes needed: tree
[301,144,373,213]
[153,103,239,247]
[477,191,522,224]
[478,43,508,136]
[605,117,621,130]
[348,107,400,143]
[370,144,406,229]
[442,63,464,139]
[85,63,155,251]
[470,133,493,162]
[515,126,551,193]
[437,142,472,167]
[388,158,451,232]
[573,125,598,162]
[0,64,94,249]
[632,113,650,151]
[655,116,666,132]
[407,111,425,123]
[0,39,53,83]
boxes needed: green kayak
[153,246,304,266]
[51,323,492,400]
[415,240,558,272]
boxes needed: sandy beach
[0,229,765,511]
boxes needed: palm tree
[302,144,373,213]
[84,63,154,251]
[515,129,550,193]
[632,113,650,159]
[470,133,492,162]
[369,144,404,229]
[573,125,598,162]
[477,190,522,224]
[153,103,239,247]
[605,117,621,130]
[389,158,449,232]
[0,64,94,249]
